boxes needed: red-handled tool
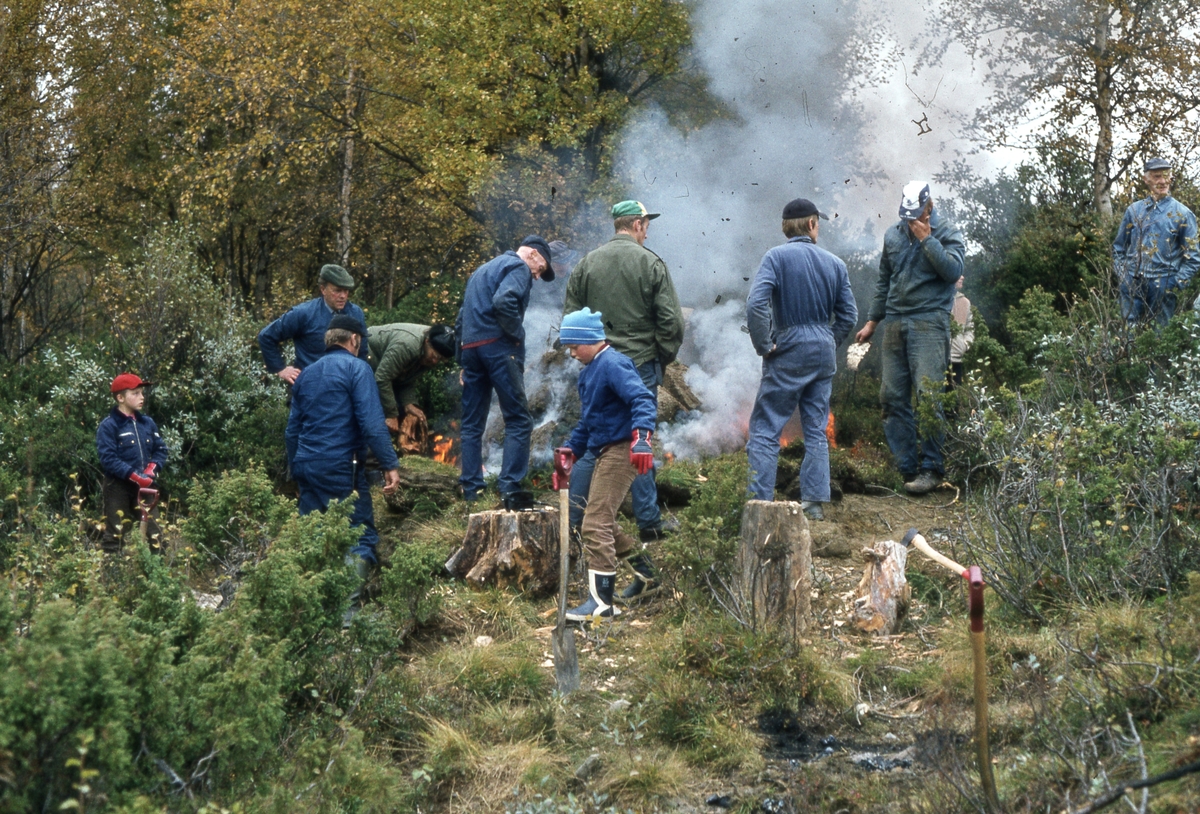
[903,529,1000,813]
[551,448,579,693]
[137,487,160,551]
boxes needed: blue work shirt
[258,296,369,373]
[868,210,965,322]
[96,407,169,480]
[747,236,858,356]
[455,252,532,347]
[1113,196,1200,283]
[566,346,657,458]
[286,347,400,470]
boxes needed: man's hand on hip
[277,366,301,385]
[382,469,401,494]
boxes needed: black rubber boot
[565,570,620,622]
[342,554,371,628]
[616,551,662,605]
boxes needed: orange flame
[431,435,458,467]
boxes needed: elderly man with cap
[1113,157,1199,328]
[855,182,965,495]
[455,235,555,507]
[746,198,857,521]
[258,263,369,385]
[287,314,400,622]
[562,200,683,572]
[366,323,456,434]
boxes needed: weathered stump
[736,500,812,641]
[852,539,910,635]
[445,509,559,597]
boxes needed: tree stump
[445,509,559,597]
[736,500,812,641]
[852,540,910,635]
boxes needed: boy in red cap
[95,373,169,552]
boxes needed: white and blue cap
[560,307,606,345]
[898,181,932,220]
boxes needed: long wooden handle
[558,489,570,625]
[902,528,967,576]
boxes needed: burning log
[445,509,561,597]
[851,539,910,635]
[736,500,812,642]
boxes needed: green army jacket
[562,233,685,366]
[366,322,429,418]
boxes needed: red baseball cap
[110,373,153,393]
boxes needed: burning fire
[777,411,836,449]
[431,435,458,467]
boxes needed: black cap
[782,198,829,221]
[328,314,366,336]
[1144,157,1172,172]
[427,325,456,359]
[519,235,555,281]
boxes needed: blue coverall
[258,297,369,373]
[1112,195,1199,327]
[744,236,858,501]
[455,252,535,498]
[286,346,399,564]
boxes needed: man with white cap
[855,182,965,495]
[1113,157,1199,328]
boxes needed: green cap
[319,264,356,289]
[611,200,660,220]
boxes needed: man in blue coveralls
[258,264,369,385]
[455,236,555,508]
[745,198,857,521]
[1113,157,1199,328]
[286,314,400,623]
[855,182,965,496]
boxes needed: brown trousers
[580,443,638,571]
[101,475,162,552]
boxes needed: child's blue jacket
[96,407,169,480]
[566,346,657,458]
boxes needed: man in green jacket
[562,200,684,592]
[367,323,456,433]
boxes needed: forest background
[3,0,1200,811]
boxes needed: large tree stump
[736,500,812,641]
[852,540,910,635]
[445,509,559,597]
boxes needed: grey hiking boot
[800,501,824,521]
[616,551,661,605]
[904,471,942,495]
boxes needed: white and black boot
[565,570,621,622]
[616,551,662,605]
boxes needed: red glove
[143,462,158,480]
[629,429,654,476]
[129,471,153,488]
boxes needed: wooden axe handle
[901,527,967,577]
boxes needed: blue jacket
[566,346,657,458]
[455,252,532,347]
[96,407,169,480]
[747,236,858,356]
[868,210,966,322]
[258,297,369,373]
[1113,196,1199,283]
[286,347,400,470]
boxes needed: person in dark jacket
[258,264,369,385]
[367,323,455,433]
[746,198,858,521]
[855,182,965,495]
[95,373,169,552]
[454,236,555,505]
[563,200,683,542]
[287,314,401,622]
[556,308,660,620]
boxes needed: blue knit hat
[560,308,606,345]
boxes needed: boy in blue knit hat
[557,308,661,620]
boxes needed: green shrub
[180,464,295,562]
